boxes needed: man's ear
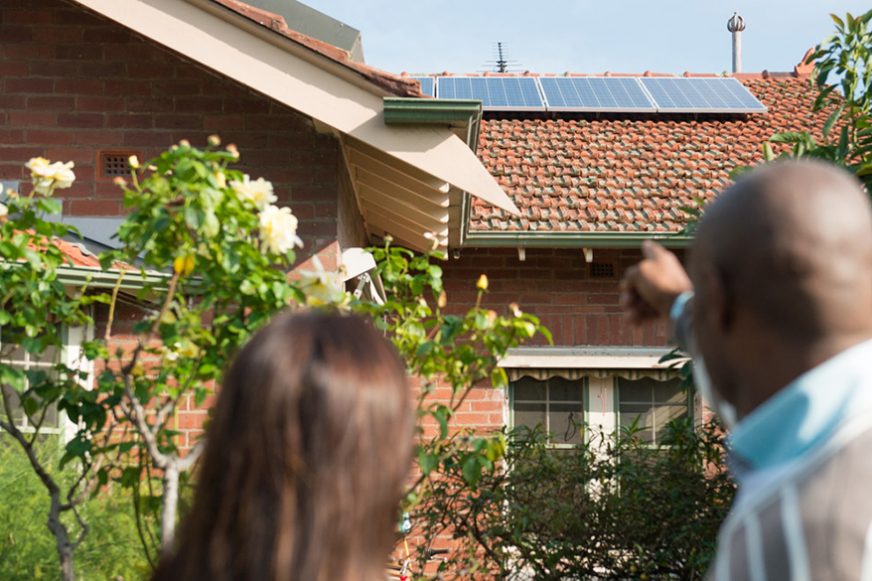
[698,265,734,334]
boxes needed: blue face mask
[692,350,738,430]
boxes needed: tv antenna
[483,42,520,73]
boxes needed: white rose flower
[25,157,52,177]
[259,204,302,255]
[0,203,7,219]
[48,161,75,190]
[25,157,75,195]
[230,175,276,209]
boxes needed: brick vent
[99,151,137,178]
[589,262,615,278]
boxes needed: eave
[462,230,692,249]
[380,98,483,249]
[56,265,169,291]
[71,0,518,254]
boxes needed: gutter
[56,265,170,291]
[382,100,694,252]
[383,98,483,151]
[462,230,692,249]
[383,97,485,250]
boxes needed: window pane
[514,378,546,401]
[549,378,581,402]
[514,402,546,432]
[656,404,688,427]
[29,346,61,366]
[0,343,27,363]
[620,402,654,442]
[0,385,24,423]
[653,381,685,404]
[617,378,653,403]
[550,403,584,445]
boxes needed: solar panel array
[410,75,766,114]
[410,76,435,97]
[436,77,545,111]
[640,77,766,113]
[539,77,656,112]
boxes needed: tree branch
[104,270,126,342]
[177,439,204,473]
[122,370,168,470]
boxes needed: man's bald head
[693,159,872,345]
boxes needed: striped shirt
[672,296,872,580]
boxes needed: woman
[153,311,413,581]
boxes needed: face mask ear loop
[690,342,738,430]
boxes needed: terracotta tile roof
[211,0,423,97]
[53,238,102,268]
[469,71,831,233]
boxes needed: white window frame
[0,324,93,442]
[614,375,691,447]
[509,375,587,449]
[501,346,684,448]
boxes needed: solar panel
[435,77,545,111]
[640,77,767,113]
[410,76,435,97]
[539,77,656,112]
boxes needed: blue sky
[304,1,869,75]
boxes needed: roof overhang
[56,265,169,291]
[71,0,518,253]
[463,230,693,249]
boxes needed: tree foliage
[0,140,551,579]
[0,160,119,581]
[416,420,735,580]
[732,9,872,186]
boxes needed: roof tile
[471,76,831,233]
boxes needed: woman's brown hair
[153,311,413,581]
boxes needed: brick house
[0,0,516,442]
[445,68,828,446]
[1,0,827,478]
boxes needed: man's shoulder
[713,423,872,580]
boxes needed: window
[511,376,585,446]
[616,377,688,446]
[0,325,73,435]
[0,180,20,197]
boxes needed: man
[620,160,872,580]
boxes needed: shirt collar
[728,338,872,474]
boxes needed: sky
[303,1,869,76]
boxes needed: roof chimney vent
[727,12,746,73]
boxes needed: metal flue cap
[727,12,746,33]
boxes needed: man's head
[691,160,872,416]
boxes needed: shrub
[415,419,735,580]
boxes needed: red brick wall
[0,0,341,256]
[0,0,357,443]
[436,246,673,435]
[443,247,671,347]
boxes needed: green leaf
[769,131,810,144]
[822,104,844,139]
[419,451,439,475]
[462,455,483,486]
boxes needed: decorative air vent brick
[99,152,138,178]
[590,262,615,278]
